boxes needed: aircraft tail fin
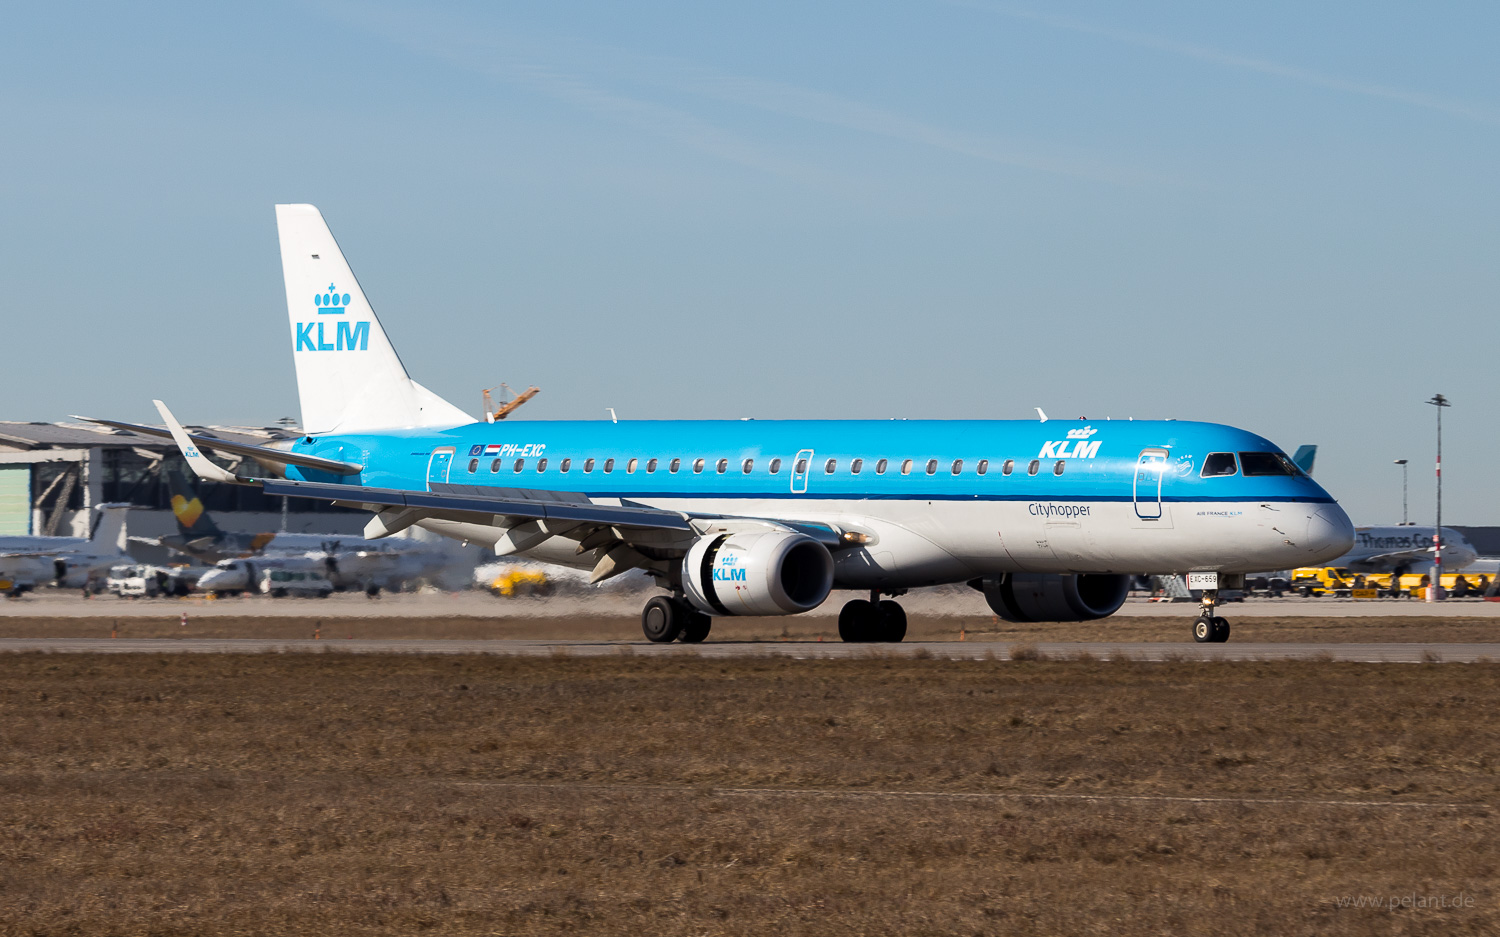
[275,204,472,435]
[1291,445,1317,476]
[88,504,131,552]
[166,466,224,539]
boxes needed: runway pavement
[10,590,1500,618]
[2,637,1496,662]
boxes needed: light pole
[1426,394,1450,602]
[1393,459,1408,525]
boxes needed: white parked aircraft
[149,465,451,594]
[0,504,132,594]
[1330,526,1478,575]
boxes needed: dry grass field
[2,653,1497,935]
[2,611,1500,644]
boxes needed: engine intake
[684,531,834,616]
[980,573,1130,622]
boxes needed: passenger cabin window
[468,459,479,473]
[560,458,571,473]
[693,458,705,474]
[875,459,888,475]
[716,459,728,474]
[1002,459,1014,476]
[769,458,782,474]
[669,458,680,473]
[1201,452,1238,477]
[584,458,595,473]
[925,459,938,475]
[1027,459,1040,476]
[1053,460,1065,475]
[490,459,501,473]
[646,458,657,473]
[603,458,614,473]
[537,458,548,472]
[796,459,808,474]
[742,458,754,473]
[951,459,963,475]
[825,459,837,474]
[627,458,638,474]
[901,459,913,475]
[1239,452,1298,476]
[977,459,989,475]
[851,458,863,474]
[513,459,525,473]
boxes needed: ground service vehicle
[260,568,334,598]
[488,568,554,598]
[107,564,162,598]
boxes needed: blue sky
[3,1,1497,522]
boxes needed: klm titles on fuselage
[295,284,370,352]
[1039,426,1102,460]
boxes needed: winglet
[1035,408,1048,423]
[153,400,244,484]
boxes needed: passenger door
[790,449,814,494]
[427,447,455,491]
[1133,448,1167,520]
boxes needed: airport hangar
[0,421,369,561]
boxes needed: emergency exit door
[790,449,813,494]
[427,447,455,490]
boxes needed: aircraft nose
[1305,503,1355,563]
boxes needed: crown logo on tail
[315,284,351,314]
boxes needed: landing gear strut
[641,595,713,643]
[838,591,907,642]
[1191,588,1230,643]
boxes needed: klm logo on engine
[713,554,747,583]
[295,283,370,352]
[1039,425,1101,459]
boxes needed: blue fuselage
[285,418,1352,584]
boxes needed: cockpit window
[1239,451,1299,476]
[1201,452,1238,477]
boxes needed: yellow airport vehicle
[1290,567,1492,598]
[1288,567,1374,597]
[488,568,554,598]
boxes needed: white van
[260,568,334,598]
[107,564,162,598]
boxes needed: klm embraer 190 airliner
[88,205,1354,644]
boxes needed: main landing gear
[838,591,908,643]
[641,595,713,644]
[1191,588,1231,643]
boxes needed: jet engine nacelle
[981,573,1130,622]
[683,531,834,616]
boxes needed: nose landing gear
[1191,588,1231,643]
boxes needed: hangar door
[0,465,30,535]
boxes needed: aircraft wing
[76,413,363,476]
[260,477,694,533]
[1348,549,1433,571]
[148,399,851,581]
